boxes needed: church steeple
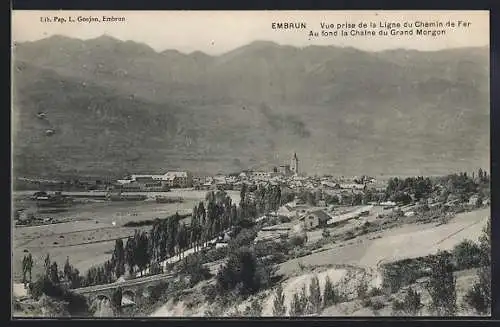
[291,152,299,175]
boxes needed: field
[278,208,489,276]
[149,207,490,317]
[12,189,240,282]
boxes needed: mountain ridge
[12,36,490,178]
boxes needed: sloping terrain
[12,36,490,177]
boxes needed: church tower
[290,152,299,175]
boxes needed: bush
[322,229,331,238]
[464,282,489,315]
[179,255,212,287]
[288,234,307,248]
[381,259,427,294]
[356,275,369,300]
[38,295,70,317]
[427,251,457,316]
[217,247,262,295]
[368,287,384,297]
[323,276,340,308]
[148,281,169,303]
[309,275,322,313]
[392,288,422,316]
[243,299,263,317]
[228,228,258,249]
[29,275,65,299]
[452,240,482,270]
[371,299,385,310]
[272,284,287,316]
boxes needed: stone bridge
[73,272,175,307]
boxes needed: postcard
[11,10,490,318]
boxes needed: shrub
[272,284,287,316]
[464,282,489,315]
[289,234,307,248]
[38,295,70,317]
[392,288,422,316]
[368,287,384,297]
[243,299,263,317]
[370,299,385,311]
[111,287,123,315]
[179,255,212,287]
[356,275,369,300]
[309,275,322,313]
[217,247,261,295]
[323,276,340,308]
[289,291,303,316]
[463,221,491,315]
[149,281,169,303]
[426,251,457,316]
[228,228,258,249]
[322,229,331,238]
[452,240,482,270]
[29,275,65,300]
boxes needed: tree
[427,251,457,316]
[125,237,136,275]
[111,287,123,316]
[452,239,482,270]
[69,268,81,289]
[465,221,491,315]
[244,298,263,317]
[49,262,59,285]
[300,284,311,314]
[134,231,150,276]
[322,276,338,308]
[22,255,28,285]
[27,253,33,283]
[44,254,51,278]
[217,247,260,295]
[322,229,331,239]
[112,239,126,278]
[289,291,304,316]
[64,257,72,282]
[273,284,287,316]
[309,275,322,313]
[393,287,422,315]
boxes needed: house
[340,183,366,191]
[128,171,193,188]
[164,171,193,188]
[299,209,331,230]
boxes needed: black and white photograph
[11,10,490,318]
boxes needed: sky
[12,10,489,55]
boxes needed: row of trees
[272,275,342,316]
[79,187,276,288]
[28,185,286,292]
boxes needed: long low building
[119,171,193,188]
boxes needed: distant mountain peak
[90,34,122,43]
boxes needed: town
[12,152,491,318]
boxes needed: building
[127,171,193,188]
[299,209,331,230]
[290,153,299,175]
[279,164,291,176]
[164,171,193,188]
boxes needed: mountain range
[12,35,490,178]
